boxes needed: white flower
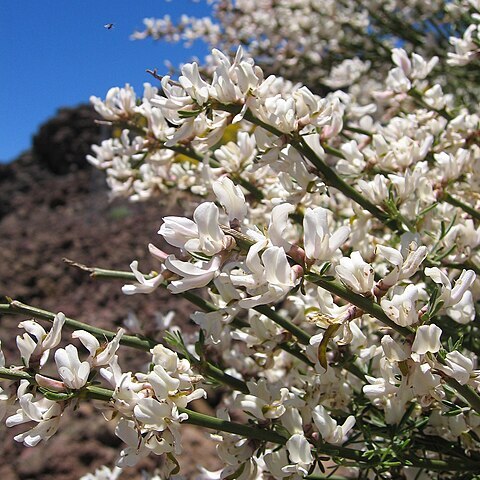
[179,62,210,105]
[115,418,149,467]
[263,448,291,479]
[0,340,4,368]
[72,328,125,367]
[381,284,419,327]
[235,379,289,420]
[6,381,63,446]
[381,335,410,362]
[283,434,313,475]
[146,364,180,400]
[447,291,476,324]
[55,345,90,390]
[187,203,229,255]
[16,313,65,368]
[312,405,356,445]
[122,260,165,295]
[234,244,300,308]
[375,243,428,294]
[90,84,137,121]
[150,344,182,371]
[268,203,295,250]
[160,202,229,255]
[335,251,374,295]
[411,324,442,356]
[79,465,122,480]
[212,176,248,222]
[357,174,389,204]
[108,370,144,416]
[391,48,438,80]
[424,267,476,309]
[303,207,350,263]
[386,67,411,93]
[159,215,198,249]
[165,255,222,293]
[133,397,175,431]
[447,24,480,66]
[440,351,480,386]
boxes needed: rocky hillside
[0,105,219,479]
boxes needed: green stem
[409,89,453,121]
[446,377,480,415]
[295,139,400,231]
[0,367,32,382]
[65,260,316,367]
[443,192,480,222]
[64,258,220,312]
[305,274,413,337]
[0,300,248,394]
[305,274,480,415]
[1,301,155,350]
[278,342,314,366]
[254,305,312,345]
[180,407,288,444]
[218,104,403,233]
[344,124,373,136]
[2,367,479,471]
[442,261,480,276]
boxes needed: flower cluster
[2,1,480,479]
[1,312,204,469]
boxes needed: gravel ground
[0,106,221,479]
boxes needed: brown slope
[0,105,219,479]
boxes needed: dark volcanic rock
[32,104,104,175]
[0,105,220,479]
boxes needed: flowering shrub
[2,1,480,478]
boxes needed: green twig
[0,300,248,394]
[1,300,155,350]
[305,274,413,337]
[254,305,312,345]
[64,260,315,367]
[2,367,479,471]
[304,274,480,415]
[442,192,480,222]
[217,104,403,233]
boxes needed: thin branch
[0,300,248,394]
[305,273,413,337]
[442,192,480,223]
[1,300,155,350]
[217,103,404,233]
[254,305,312,345]
[65,260,315,366]
[2,367,478,471]
[304,273,480,415]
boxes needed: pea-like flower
[303,206,350,264]
[335,251,374,295]
[16,313,66,368]
[381,284,420,327]
[54,345,90,390]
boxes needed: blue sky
[0,1,212,162]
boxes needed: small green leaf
[178,109,203,118]
[39,388,75,401]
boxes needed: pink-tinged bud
[292,264,304,281]
[35,374,66,392]
[288,244,306,265]
[148,243,169,262]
